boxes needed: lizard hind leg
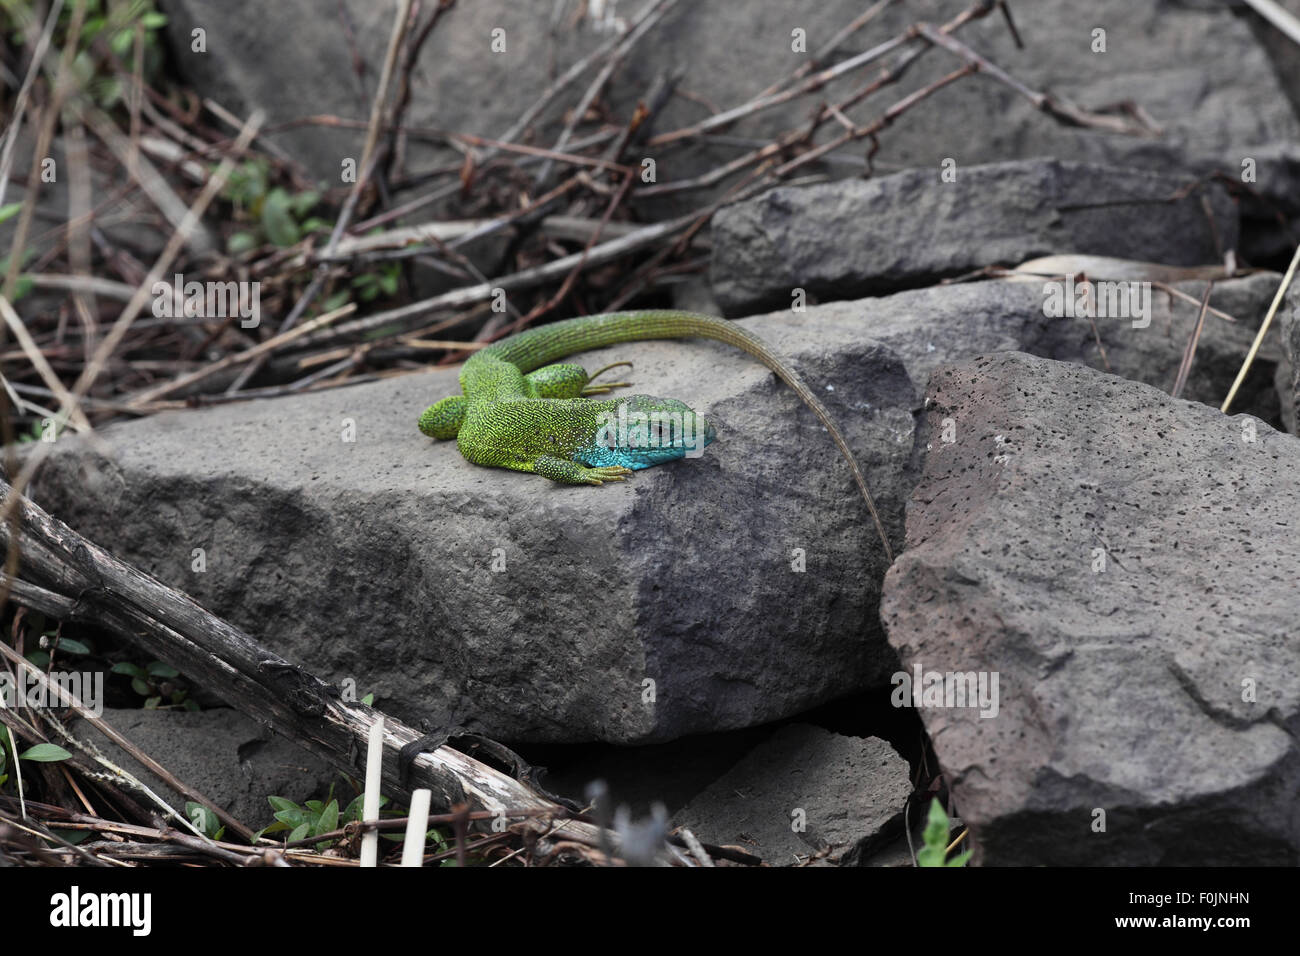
[418,395,468,439]
[523,363,593,399]
[522,361,634,398]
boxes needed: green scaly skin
[418,310,892,559]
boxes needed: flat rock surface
[711,159,1238,315]
[881,352,1300,865]
[32,309,917,745]
[671,723,910,864]
[27,276,1285,744]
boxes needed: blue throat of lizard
[576,396,717,470]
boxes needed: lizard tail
[485,310,893,561]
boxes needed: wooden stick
[1221,243,1300,412]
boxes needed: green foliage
[257,785,364,852]
[351,262,400,302]
[110,659,197,710]
[256,781,454,861]
[15,413,69,445]
[186,801,226,841]
[19,742,72,762]
[220,158,323,253]
[917,798,972,867]
[0,248,37,303]
[2,0,170,108]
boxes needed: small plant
[0,245,36,302]
[110,659,197,710]
[257,781,453,862]
[0,732,72,791]
[3,0,170,108]
[917,797,972,867]
[350,262,401,303]
[222,157,326,253]
[186,801,225,841]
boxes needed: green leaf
[317,799,339,836]
[11,276,33,302]
[141,12,167,28]
[143,696,161,709]
[227,231,260,255]
[343,794,364,823]
[55,638,91,656]
[130,677,152,696]
[51,828,90,845]
[288,822,310,843]
[0,202,22,224]
[321,291,350,312]
[261,188,300,247]
[182,698,201,712]
[111,662,146,678]
[304,800,323,814]
[147,661,179,678]
[187,802,218,836]
[25,649,50,670]
[361,692,374,707]
[947,849,973,868]
[289,190,319,216]
[109,28,132,56]
[274,809,304,829]
[20,743,72,762]
[917,798,968,867]
[267,795,298,813]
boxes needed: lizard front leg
[533,455,633,485]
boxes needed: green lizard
[417,310,892,559]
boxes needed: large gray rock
[881,352,1300,865]
[710,160,1238,315]
[156,1,1297,196]
[671,723,910,864]
[27,275,1285,744]
[31,310,916,745]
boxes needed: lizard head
[576,394,716,470]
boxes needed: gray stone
[91,706,337,833]
[880,352,1300,865]
[156,1,1296,198]
[28,275,1285,744]
[31,309,917,745]
[710,160,1238,315]
[671,723,910,865]
[1240,0,1300,123]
